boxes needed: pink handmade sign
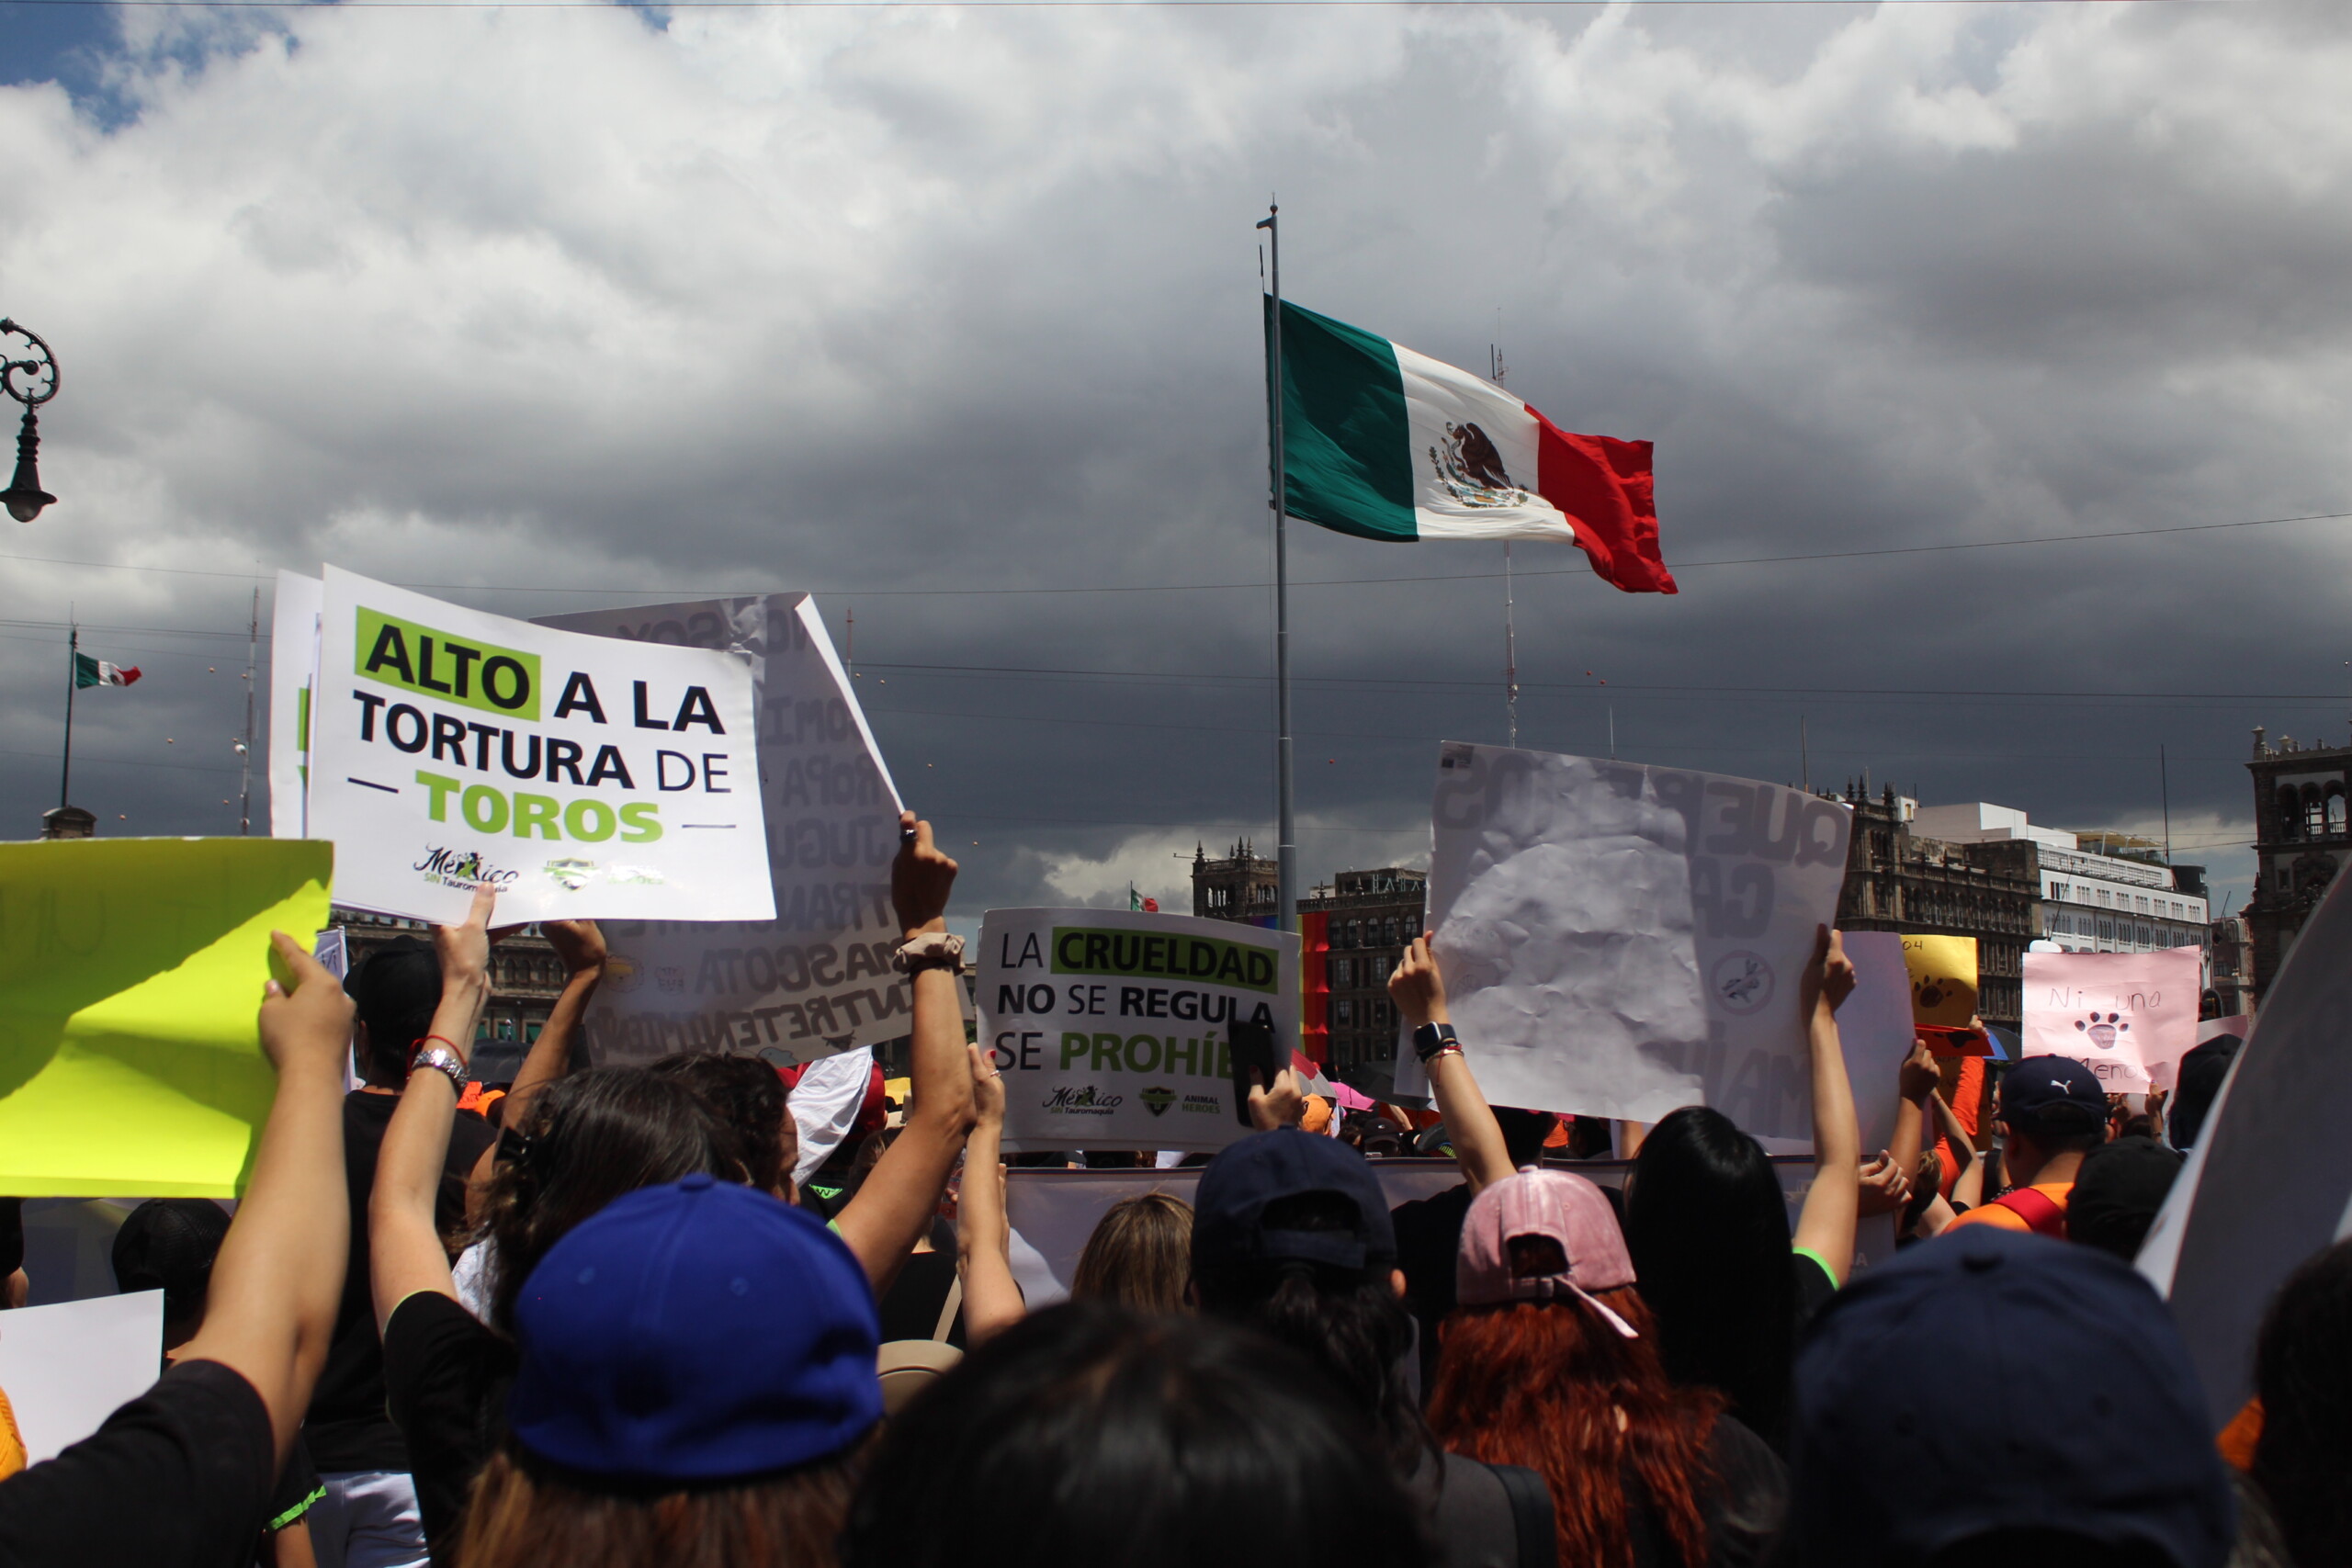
[2021,948,2201,1091]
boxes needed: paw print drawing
[2075,1011,2130,1050]
[1916,976,1955,1012]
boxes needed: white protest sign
[306,567,773,925]
[2021,947,2200,1092]
[266,570,322,840]
[1411,743,1851,1141]
[535,595,909,1067]
[0,1291,163,1463]
[2139,872,2352,1427]
[983,908,1297,1154]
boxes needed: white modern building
[1909,803,2210,955]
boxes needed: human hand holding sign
[1387,935,1449,1029]
[1247,1067,1306,1132]
[892,810,957,940]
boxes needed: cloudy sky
[2,0,2346,920]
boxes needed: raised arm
[468,919,604,1198]
[1790,926,1862,1285]
[1389,936,1512,1190]
[175,933,356,1466]
[368,886,496,1335]
[955,1044,1025,1346]
[833,813,978,1296]
[1930,1089,1985,1210]
[1892,1038,1938,1169]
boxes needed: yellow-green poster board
[0,839,333,1196]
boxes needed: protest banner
[266,570,322,840]
[0,1291,164,1462]
[1902,934,1977,1031]
[0,839,333,1196]
[304,567,773,926]
[2021,946,2200,1091]
[1408,743,1850,1141]
[535,594,909,1067]
[982,908,1298,1154]
[2138,872,2352,1427]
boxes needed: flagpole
[1257,201,1295,935]
[1491,344,1518,749]
[60,620,75,809]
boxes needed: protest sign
[1902,934,1977,1031]
[535,594,909,1067]
[982,908,1298,1154]
[266,570,322,840]
[1410,743,1850,1141]
[2138,873,2352,1427]
[1842,933,1920,1155]
[0,1291,164,1462]
[305,568,773,926]
[2021,947,2200,1091]
[0,839,333,1196]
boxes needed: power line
[0,506,2343,600]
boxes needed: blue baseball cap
[1998,1055,2108,1134]
[508,1174,882,1483]
[1193,1129,1396,1278]
[1790,1228,2233,1568]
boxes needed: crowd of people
[0,810,2345,1568]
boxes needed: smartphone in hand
[1228,1020,1279,1128]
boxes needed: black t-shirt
[266,1435,324,1535]
[382,1291,515,1566]
[305,1090,497,1474]
[0,1359,275,1568]
[1391,1184,1475,1385]
[875,1222,967,1348]
[1622,1413,1788,1568]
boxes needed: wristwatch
[1411,1021,1460,1064]
[408,1040,469,1092]
[894,931,967,975]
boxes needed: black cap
[2066,1136,2185,1260]
[1193,1130,1395,1279]
[1999,1055,2107,1134]
[110,1199,232,1324]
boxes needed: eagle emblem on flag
[1428,422,1532,510]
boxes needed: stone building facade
[337,908,571,1083]
[1296,868,1428,1076]
[1835,787,2039,1033]
[2244,726,2352,1004]
[1188,840,1281,926]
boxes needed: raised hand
[1388,935,1450,1030]
[891,810,958,939]
[259,931,356,1077]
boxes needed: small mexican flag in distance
[74,651,141,688]
[1268,299,1676,594]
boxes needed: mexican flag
[74,652,141,688]
[1269,299,1675,593]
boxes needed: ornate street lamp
[1,318,59,524]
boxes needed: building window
[2099,919,2115,941]
[2051,882,2069,901]
[2098,889,2110,907]
[1335,999,1353,1025]
[1370,955,1389,983]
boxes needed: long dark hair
[1623,1106,1797,1449]
[2253,1237,2352,1568]
[1429,1291,1723,1568]
[648,1053,796,1195]
[478,1068,729,1335]
[842,1301,1431,1568]
[1193,1191,1427,1477]
[459,1444,854,1568]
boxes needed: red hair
[1426,1290,1723,1568]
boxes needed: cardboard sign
[1408,744,1851,1141]
[303,568,773,925]
[1902,934,1978,1031]
[2021,947,2200,1091]
[535,594,908,1067]
[2139,873,2352,1427]
[0,1292,164,1463]
[983,908,1298,1154]
[266,570,322,840]
[0,840,332,1196]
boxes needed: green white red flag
[1268,299,1674,593]
[74,652,140,688]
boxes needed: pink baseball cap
[1456,1168,1639,1336]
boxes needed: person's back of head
[1997,1057,2110,1178]
[1622,1105,1796,1441]
[481,1066,730,1333]
[2065,1136,2184,1261]
[2169,1037,2240,1151]
[461,1177,880,1568]
[649,1052,797,1195]
[1790,1228,2233,1568]
[1191,1131,1422,1475]
[2252,1236,2352,1568]
[109,1198,233,1348]
[842,1299,1431,1568]
[345,935,441,1087]
[1072,1192,1193,1314]
[1430,1168,1723,1568]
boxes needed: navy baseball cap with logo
[1193,1129,1396,1279]
[1998,1055,2108,1134]
[1789,1227,2233,1568]
[507,1174,882,1483]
